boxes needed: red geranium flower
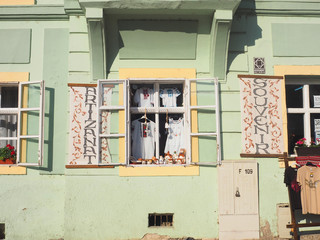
[10,151,15,156]
[6,144,14,150]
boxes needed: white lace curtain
[0,115,17,148]
[0,87,18,148]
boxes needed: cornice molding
[237,9,320,17]
[64,0,84,15]
[238,0,320,17]
[78,0,241,14]
[0,6,69,19]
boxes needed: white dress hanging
[131,119,156,159]
[164,117,185,154]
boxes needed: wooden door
[218,161,259,240]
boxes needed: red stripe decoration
[295,156,320,165]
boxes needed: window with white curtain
[0,85,18,149]
[96,78,221,166]
[0,81,45,166]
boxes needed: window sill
[129,163,188,167]
[65,165,114,169]
[119,164,199,177]
[0,165,26,175]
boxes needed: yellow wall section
[21,85,29,164]
[280,79,288,152]
[274,66,320,76]
[118,83,125,164]
[119,68,199,177]
[0,72,29,82]
[119,68,196,79]
[190,82,199,163]
[0,72,28,175]
[0,0,34,5]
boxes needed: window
[0,85,18,150]
[286,77,320,154]
[0,81,45,166]
[148,213,173,227]
[96,78,221,166]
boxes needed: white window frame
[128,78,186,164]
[96,79,127,166]
[0,84,18,149]
[97,78,221,166]
[287,79,320,147]
[0,81,45,166]
[188,78,221,166]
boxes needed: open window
[0,81,45,166]
[128,79,186,165]
[97,78,220,166]
[286,77,320,155]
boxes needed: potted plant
[295,138,320,156]
[0,144,16,164]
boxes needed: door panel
[234,162,259,215]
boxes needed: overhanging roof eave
[78,0,241,14]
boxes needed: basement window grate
[0,223,5,239]
[148,213,173,227]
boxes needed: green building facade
[0,0,320,239]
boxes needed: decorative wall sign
[253,57,265,74]
[239,75,284,155]
[68,85,111,165]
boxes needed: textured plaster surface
[1,1,320,239]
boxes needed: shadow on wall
[28,87,54,172]
[42,87,55,172]
[105,15,210,75]
[227,0,262,74]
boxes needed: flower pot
[5,159,15,164]
[0,159,15,164]
[295,147,320,156]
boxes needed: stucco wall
[227,12,320,236]
[1,1,320,239]
[0,19,69,239]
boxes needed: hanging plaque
[239,75,284,155]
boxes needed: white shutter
[17,81,44,166]
[188,78,221,166]
[97,79,127,166]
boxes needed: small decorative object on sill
[172,151,177,163]
[165,151,172,164]
[295,138,320,156]
[0,144,16,164]
[178,149,186,164]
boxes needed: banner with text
[239,76,284,155]
[68,86,111,165]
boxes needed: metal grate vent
[148,213,173,227]
[0,223,5,239]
